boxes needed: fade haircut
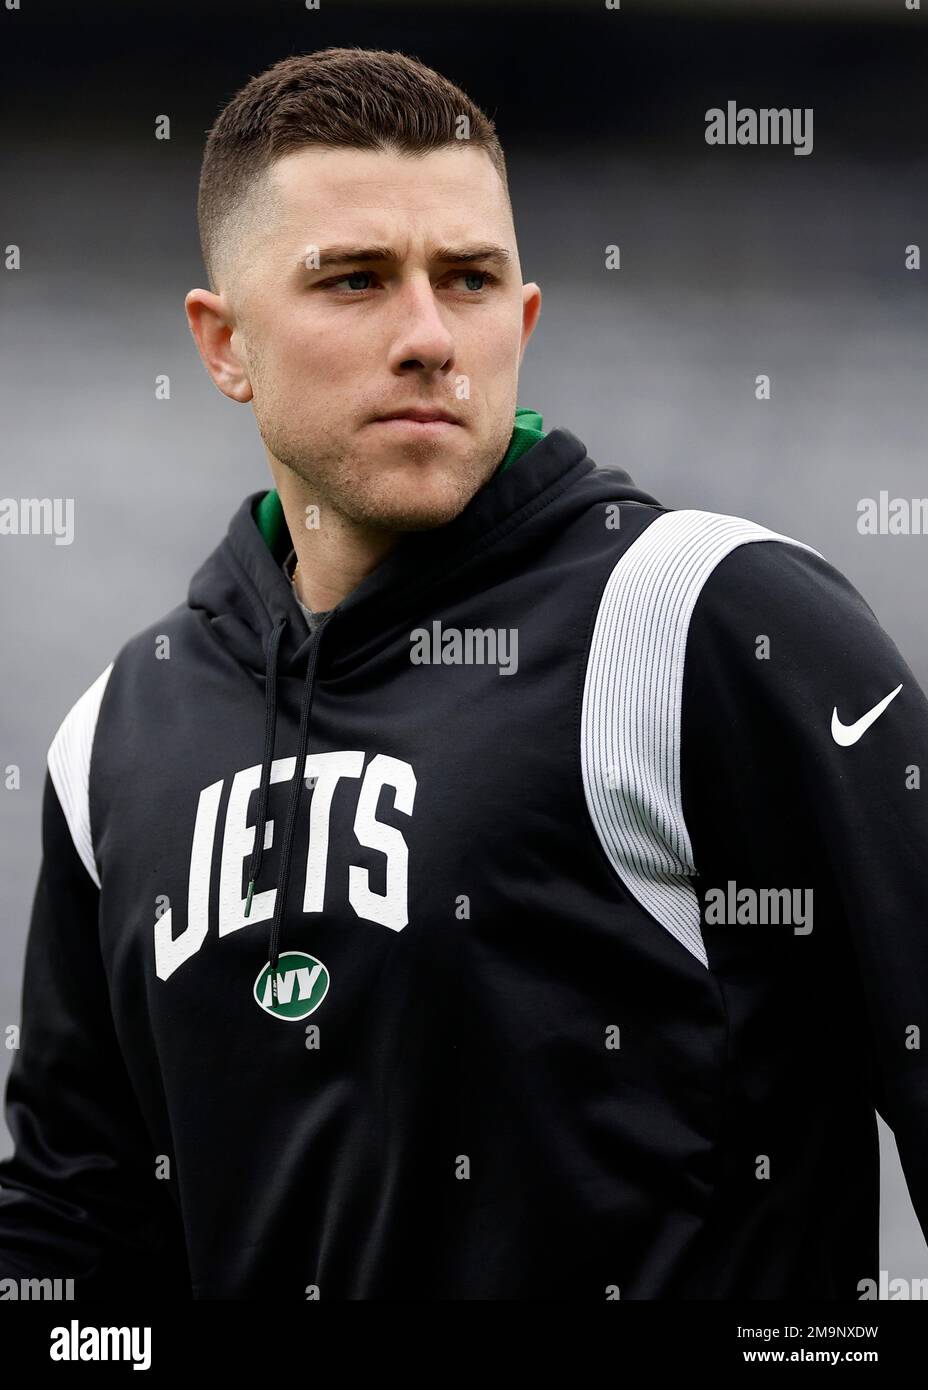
[197,47,510,295]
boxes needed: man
[1,47,926,1301]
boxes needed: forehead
[265,144,511,243]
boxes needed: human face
[221,144,540,532]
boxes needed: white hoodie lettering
[154,752,415,980]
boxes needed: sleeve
[0,766,190,1297]
[681,536,928,1238]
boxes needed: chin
[349,478,477,533]
[364,499,468,532]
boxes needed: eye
[449,270,497,293]
[320,268,498,295]
[326,271,378,293]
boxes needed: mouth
[372,407,463,429]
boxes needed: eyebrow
[297,244,512,272]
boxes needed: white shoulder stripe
[580,509,823,968]
[46,662,114,890]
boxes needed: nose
[387,273,456,375]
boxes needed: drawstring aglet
[244,878,255,917]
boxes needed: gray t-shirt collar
[282,547,332,633]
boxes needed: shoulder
[46,662,114,889]
[587,506,850,670]
[601,505,829,608]
[46,601,189,888]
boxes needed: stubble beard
[254,395,511,534]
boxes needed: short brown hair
[197,47,510,294]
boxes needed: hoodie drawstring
[243,612,333,991]
[243,618,286,920]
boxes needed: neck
[262,409,547,608]
[286,500,398,613]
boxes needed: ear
[184,288,254,403]
[518,282,542,361]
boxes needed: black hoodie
[2,416,927,1300]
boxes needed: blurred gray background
[1,0,927,1286]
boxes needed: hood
[186,407,661,988]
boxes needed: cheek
[472,321,522,384]
[257,304,319,359]
[482,305,524,359]
[263,334,338,397]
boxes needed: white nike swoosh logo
[831,683,903,746]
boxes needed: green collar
[254,406,545,557]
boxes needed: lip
[372,417,460,432]
[373,408,462,426]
